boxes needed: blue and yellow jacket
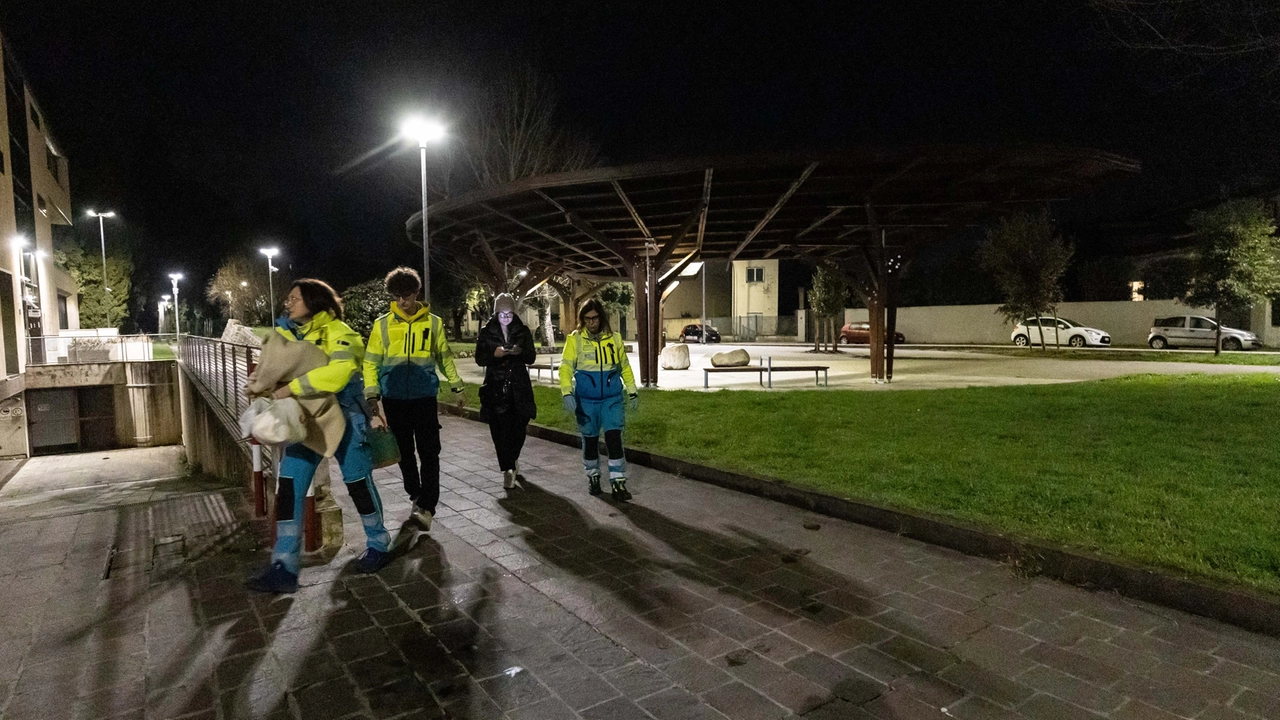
[362,301,462,400]
[276,312,366,411]
[559,330,637,401]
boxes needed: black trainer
[588,474,602,496]
[610,479,632,502]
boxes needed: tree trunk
[869,294,885,380]
[1215,306,1222,356]
[1034,312,1047,351]
[1052,309,1061,351]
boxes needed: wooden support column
[632,265,651,386]
[647,254,661,386]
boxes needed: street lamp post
[400,117,446,303]
[169,274,183,344]
[87,210,116,329]
[259,247,279,320]
[159,294,170,333]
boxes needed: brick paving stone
[1019,665,1126,714]
[944,696,1024,720]
[1016,693,1108,720]
[603,661,674,699]
[862,688,948,720]
[662,655,735,695]
[802,698,878,719]
[939,661,1035,708]
[641,686,731,720]
[701,682,788,720]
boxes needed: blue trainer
[355,548,391,574]
[245,561,299,594]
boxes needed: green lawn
[945,346,1280,366]
[462,374,1280,594]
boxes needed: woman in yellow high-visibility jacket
[560,298,638,501]
[246,279,391,594]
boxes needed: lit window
[1129,280,1145,302]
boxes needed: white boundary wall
[844,299,1217,346]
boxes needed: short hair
[384,267,422,298]
[577,298,612,333]
[291,279,344,320]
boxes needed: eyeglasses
[498,311,514,318]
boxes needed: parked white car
[1147,316,1261,350]
[1011,317,1111,347]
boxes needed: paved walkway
[459,344,1280,392]
[2,427,1280,719]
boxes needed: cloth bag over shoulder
[241,331,347,456]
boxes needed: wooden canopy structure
[407,146,1140,385]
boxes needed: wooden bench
[703,356,829,388]
[527,358,560,382]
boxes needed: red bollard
[304,481,320,552]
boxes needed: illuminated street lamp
[169,274,183,343]
[400,116,447,302]
[259,247,279,319]
[87,210,117,328]
[159,294,171,333]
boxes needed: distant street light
[400,116,447,303]
[159,294,171,333]
[87,210,117,329]
[169,273,183,343]
[259,247,279,320]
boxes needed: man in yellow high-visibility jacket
[560,298,638,501]
[363,267,464,530]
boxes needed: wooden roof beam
[564,212,638,269]
[654,168,713,271]
[517,262,566,297]
[611,181,653,241]
[729,162,819,261]
[479,202,613,268]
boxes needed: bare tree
[456,68,599,190]
[1090,0,1280,96]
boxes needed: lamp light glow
[400,116,446,145]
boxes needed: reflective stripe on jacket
[559,330,637,401]
[362,301,462,400]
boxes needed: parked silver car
[1011,317,1111,347]
[1147,315,1261,350]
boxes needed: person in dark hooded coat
[475,293,538,489]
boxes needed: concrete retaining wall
[179,367,251,483]
[845,299,1216,346]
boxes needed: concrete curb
[444,404,1280,639]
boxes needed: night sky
[3,1,1276,323]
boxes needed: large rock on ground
[660,343,690,370]
[710,348,751,367]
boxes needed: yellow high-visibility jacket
[363,301,462,400]
[559,330,636,401]
[276,311,366,398]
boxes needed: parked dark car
[680,324,721,342]
[839,322,905,345]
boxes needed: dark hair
[577,298,612,333]
[384,267,422,298]
[292,279,344,320]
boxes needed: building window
[746,267,765,283]
[29,105,40,129]
[0,148,5,174]
[57,294,68,330]
[36,194,46,216]
[45,146,59,184]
